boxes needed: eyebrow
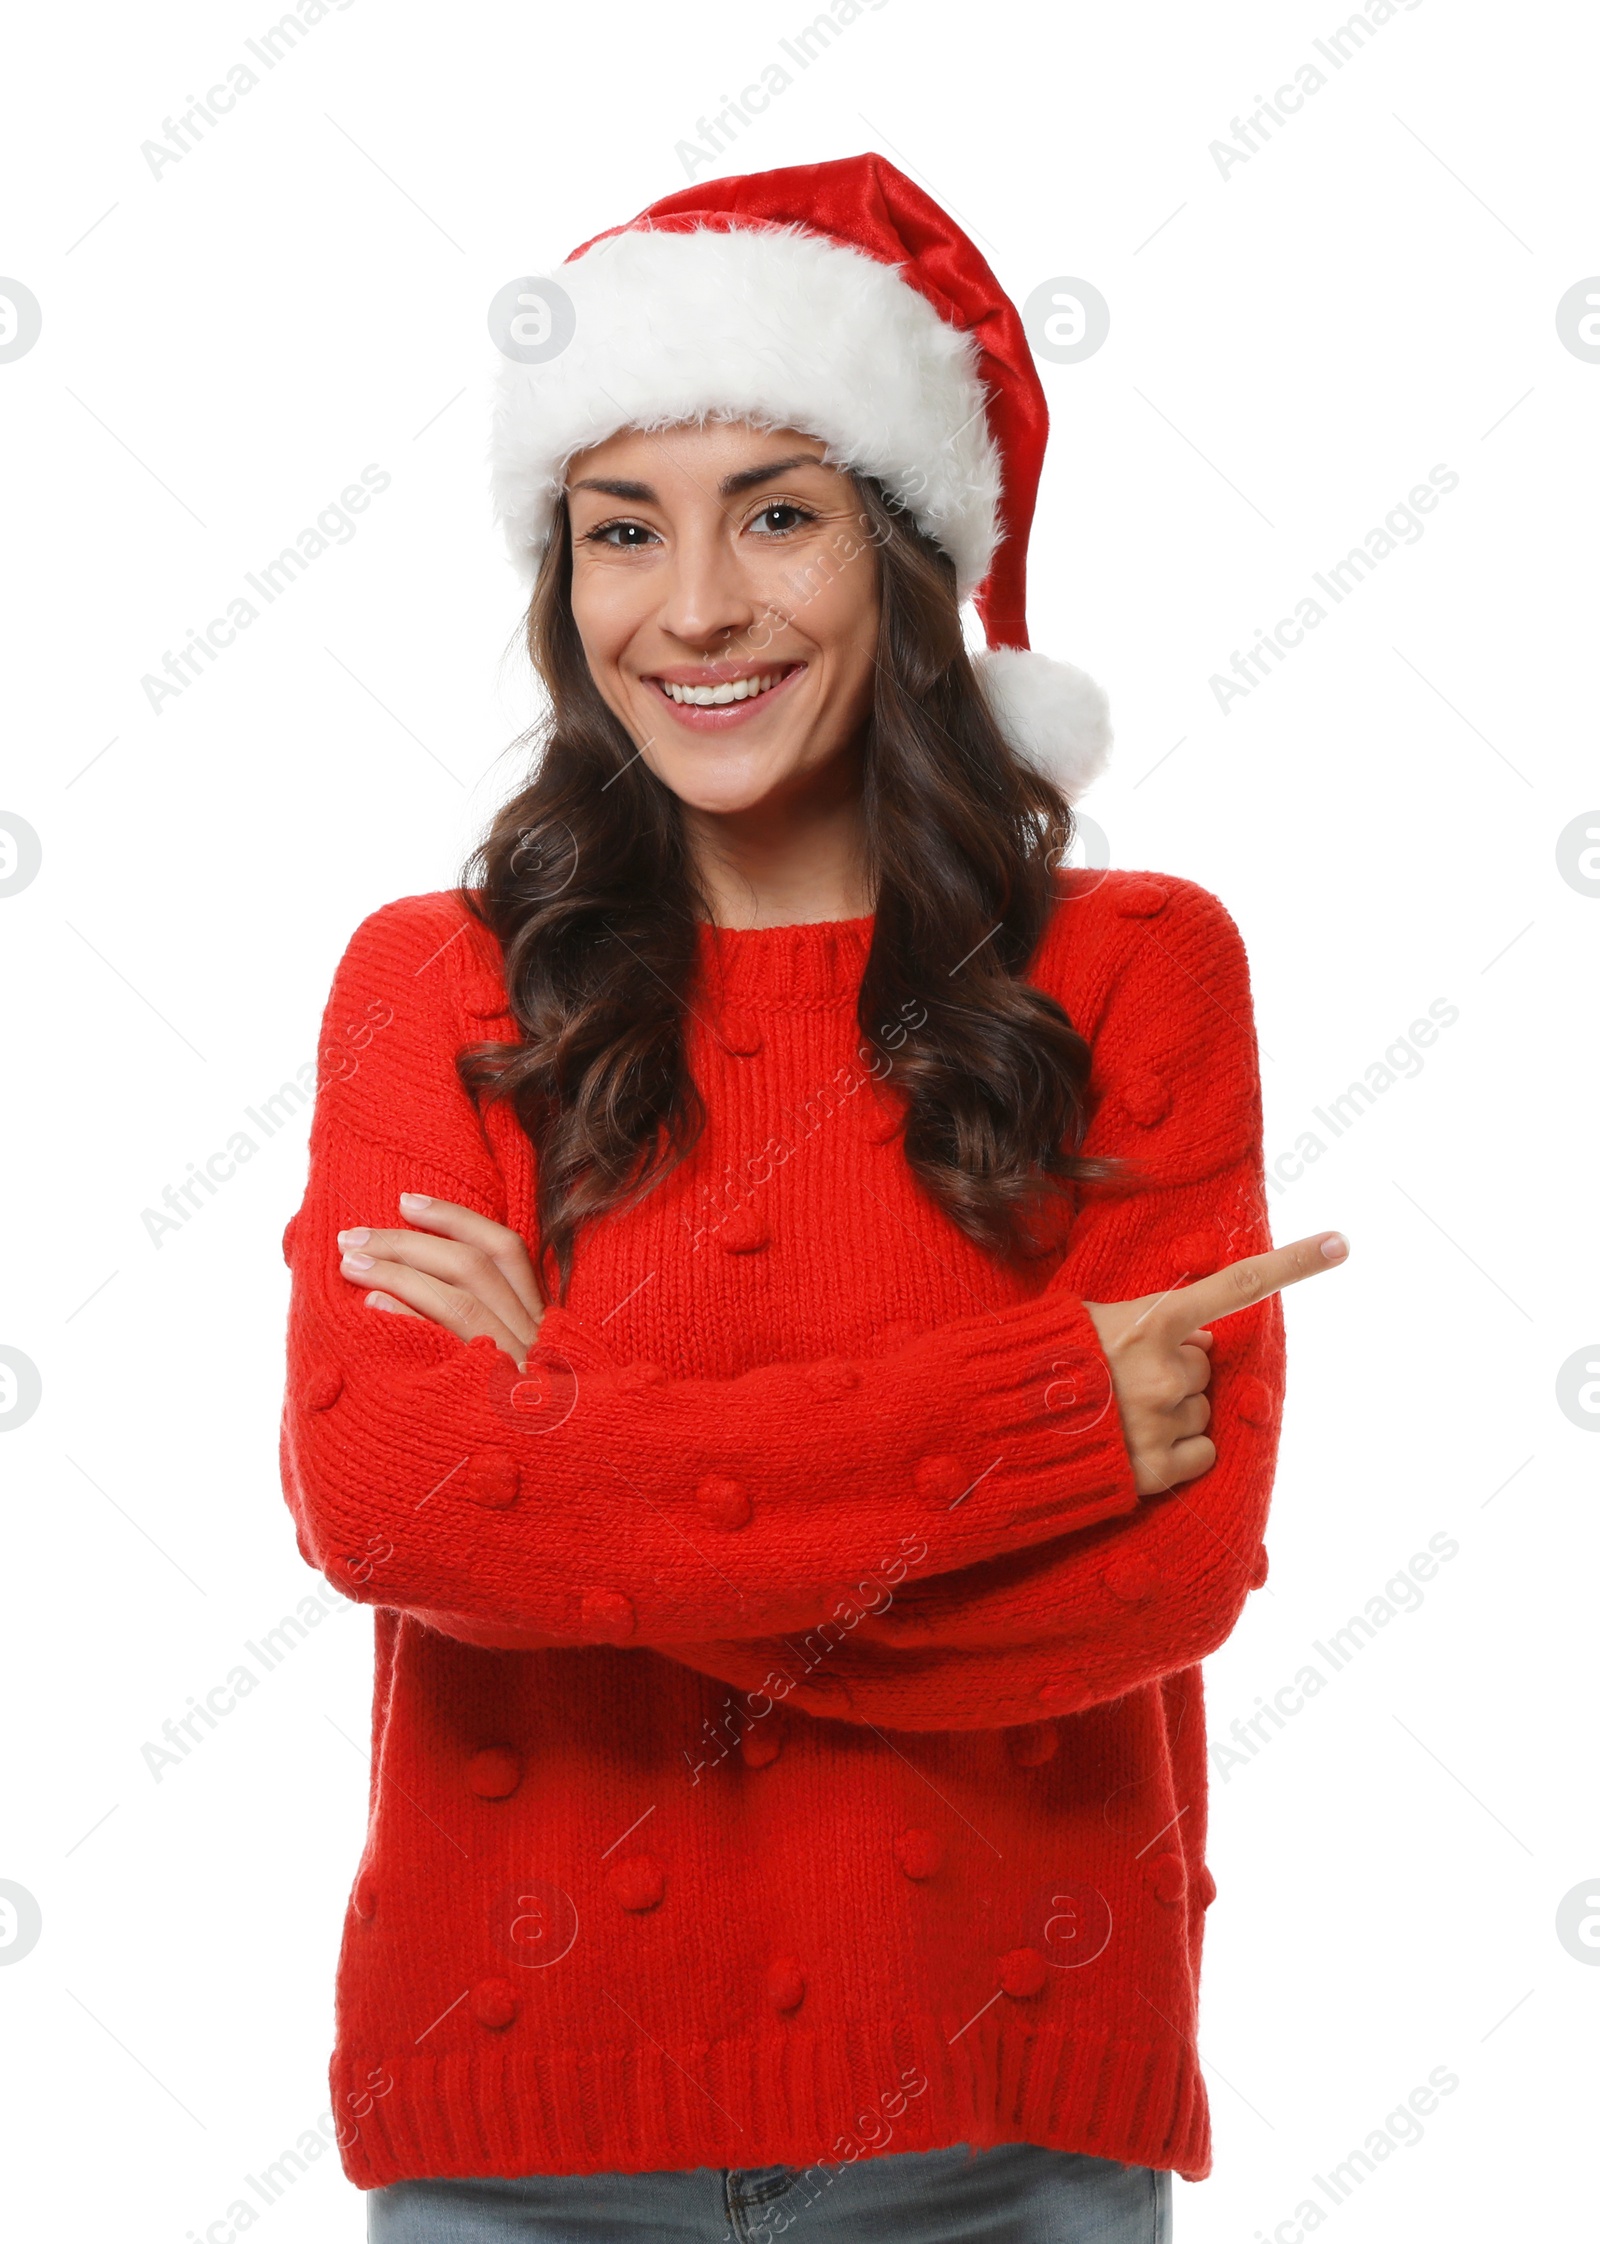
[568,451,828,503]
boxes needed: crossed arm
[280,888,1340,1721]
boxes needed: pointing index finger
[1156,1231,1348,1334]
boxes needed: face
[563,420,881,821]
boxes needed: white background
[2,1,1595,2237]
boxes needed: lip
[642,661,807,732]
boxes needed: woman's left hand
[337,1194,544,1368]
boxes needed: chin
[654,763,788,815]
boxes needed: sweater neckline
[695,913,874,1008]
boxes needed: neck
[682,745,873,927]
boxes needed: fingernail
[342,1251,375,1271]
[399,1193,431,1209]
[1320,1232,1349,1261]
[337,1227,369,1247]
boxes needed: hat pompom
[974,646,1113,801]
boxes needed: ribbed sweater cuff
[919,1286,1141,1534]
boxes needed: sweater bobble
[304,1362,344,1412]
[696,1476,752,1530]
[765,1957,807,2013]
[608,1855,666,1911]
[1121,1070,1172,1127]
[462,1449,519,1508]
[999,1947,1049,1998]
[1235,1374,1276,1426]
[579,1588,636,1642]
[913,1454,967,1507]
[469,1980,519,2030]
[464,1747,522,1799]
[1148,1853,1187,1905]
[894,1828,945,1879]
[1102,1550,1161,1603]
[806,1358,862,1399]
[717,1207,771,1254]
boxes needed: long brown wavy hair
[456,471,1123,1300]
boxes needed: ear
[974,646,1114,801]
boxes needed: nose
[655,521,757,651]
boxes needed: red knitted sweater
[278,865,1284,2190]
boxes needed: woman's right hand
[1085,1230,1348,1496]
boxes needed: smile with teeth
[655,667,796,706]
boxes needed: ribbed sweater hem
[332,2014,1211,2189]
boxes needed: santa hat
[487,152,1111,799]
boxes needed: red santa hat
[487,152,1111,798]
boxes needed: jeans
[366,2140,1172,2241]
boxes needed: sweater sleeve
[278,895,1145,1649]
[654,878,1288,1728]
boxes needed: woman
[280,154,1346,2242]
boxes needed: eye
[582,518,660,549]
[747,500,816,537]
